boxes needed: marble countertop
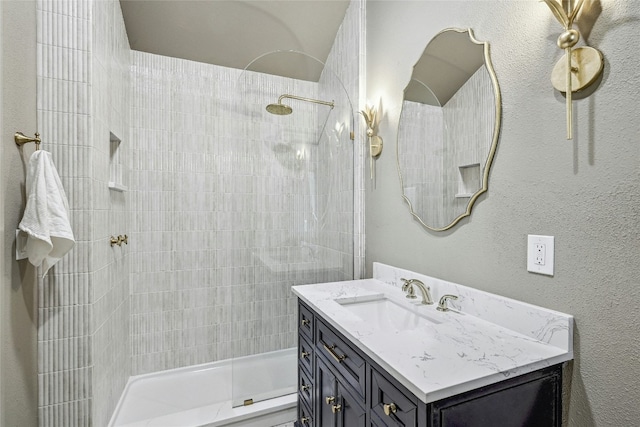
[291,263,573,404]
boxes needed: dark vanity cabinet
[295,301,563,427]
[317,358,367,427]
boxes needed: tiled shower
[36,0,364,425]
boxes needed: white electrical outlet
[527,235,554,276]
[534,243,546,265]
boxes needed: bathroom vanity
[292,263,573,427]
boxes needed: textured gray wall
[366,1,639,426]
[1,1,39,426]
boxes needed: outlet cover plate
[527,235,554,276]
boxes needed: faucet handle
[437,294,458,312]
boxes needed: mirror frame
[397,28,502,232]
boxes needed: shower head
[266,102,293,115]
[266,94,334,116]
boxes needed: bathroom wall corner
[1,0,39,426]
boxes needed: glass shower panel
[230,51,355,407]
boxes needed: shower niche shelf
[109,132,128,192]
[455,163,480,198]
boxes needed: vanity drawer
[299,333,314,376]
[299,302,315,341]
[297,398,313,427]
[298,365,314,413]
[371,368,418,427]
[316,320,366,398]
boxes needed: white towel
[18,150,75,275]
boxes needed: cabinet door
[432,366,562,427]
[317,359,338,427]
[336,380,366,427]
[370,368,418,427]
[316,358,366,427]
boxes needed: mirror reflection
[397,28,501,231]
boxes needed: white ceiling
[119,0,351,81]
[405,30,486,106]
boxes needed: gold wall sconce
[543,0,604,140]
[360,105,383,180]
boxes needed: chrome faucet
[400,278,433,305]
[437,294,459,312]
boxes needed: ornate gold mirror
[397,28,501,231]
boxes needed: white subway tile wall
[37,0,131,425]
[129,46,356,372]
[36,0,364,425]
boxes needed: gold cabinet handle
[322,343,346,363]
[300,416,310,425]
[384,402,397,416]
[326,395,341,412]
[300,384,310,392]
[301,318,310,326]
[301,350,310,359]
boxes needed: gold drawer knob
[331,404,342,413]
[325,396,336,405]
[300,384,310,392]
[301,350,310,359]
[300,416,310,424]
[384,402,397,416]
[301,318,310,326]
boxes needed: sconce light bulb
[557,29,580,49]
[366,127,374,137]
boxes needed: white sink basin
[336,296,441,330]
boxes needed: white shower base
[109,348,297,427]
